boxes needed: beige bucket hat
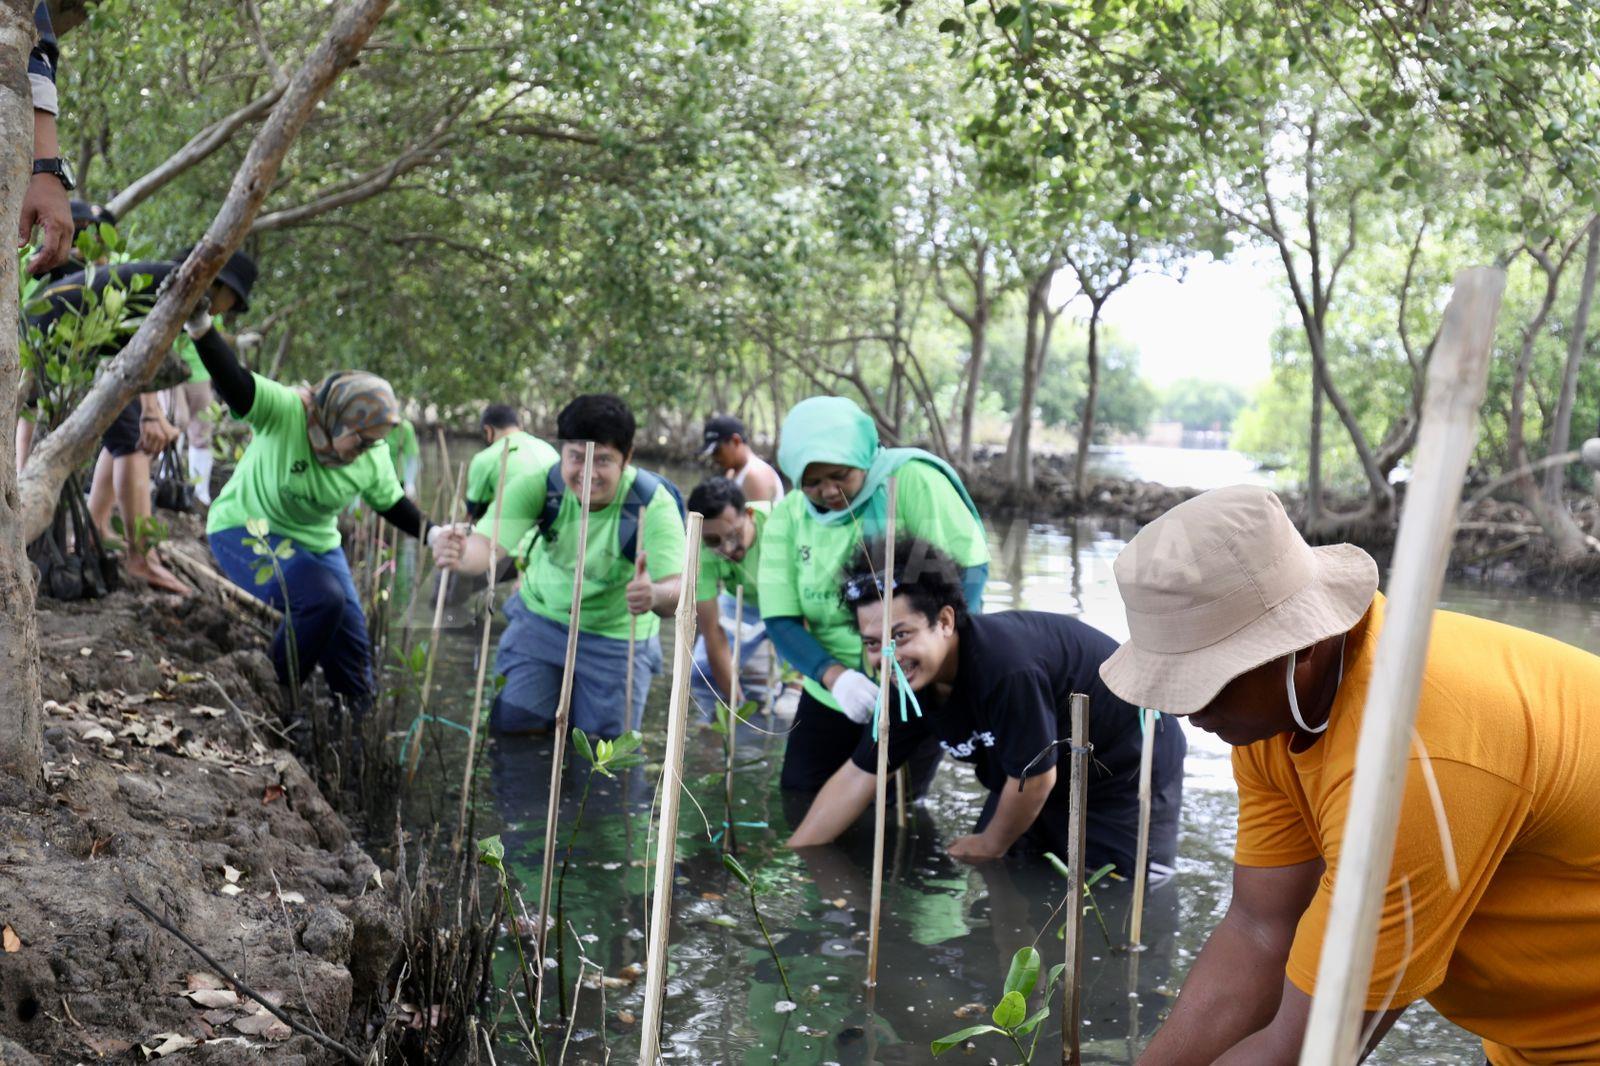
[1098,484,1379,715]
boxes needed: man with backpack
[433,394,687,739]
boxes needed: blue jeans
[491,594,661,740]
[691,592,773,716]
[209,527,371,703]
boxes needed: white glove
[426,523,451,552]
[830,668,879,725]
[184,300,213,340]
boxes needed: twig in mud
[269,869,333,1043]
[201,676,283,748]
[125,893,362,1064]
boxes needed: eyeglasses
[841,571,897,604]
[702,513,749,552]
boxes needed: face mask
[1287,633,1347,735]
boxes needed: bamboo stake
[1128,708,1156,948]
[866,476,898,988]
[1061,692,1090,1066]
[534,442,595,1021]
[404,457,468,783]
[625,616,638,726]
[1300,268,1505,1066]
[895,765,908,829]
[639,511,704,1064]
[723,582,743,854]
[454,441,512,845]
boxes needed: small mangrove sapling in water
[1047,854,1118,949]
[931,946,1067,1062]
[720,853,795,1002]
[556,729,646,1017]
[477,834,543,1060]
[708,698,758,852]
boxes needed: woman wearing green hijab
[758,396,990,794]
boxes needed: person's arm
[433,529,497,575]
[960,562,988,614]
[376,497,426,540]
[1135,859,1323,1066]
[700,597,738,704]
[1210,980,1404,1065]
[137,393,177,454]
[21,3,69,276]
[625,552,680,618]
[744,461,781,503]
[787,761,876,847]
[191,326,254,414]
[948,768,1055,863]
[765,616,838,683]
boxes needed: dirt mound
[0,581,400,1064]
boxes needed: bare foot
[127,551,192,597]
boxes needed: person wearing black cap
[167,248,257,506]
[701,413,783,503]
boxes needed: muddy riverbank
[0,523,408,1065]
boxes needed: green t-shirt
[474,464,687,641]
[466,430,559,507]
[175,334,208,384]
[387,418,419,480]
[757,459,989,711]
[207,375,406,553]
[696,502,771,609]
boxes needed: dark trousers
[209,527,372,703]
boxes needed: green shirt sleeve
[696,550,724,603]
[244,375,298,434]
[466,444,497,505]
[757,494,802,618]
[641,489,686,582]
[474,461,549,552]
[358,443,406,512]
[896,461,990,567]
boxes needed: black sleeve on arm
[378,496,427,540]
[995,670,1061,781]
[849,706,933,775]
[194,328,255,414]
[465,499,488,521]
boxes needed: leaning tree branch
[105,84,285,220]
[18,0,395,543]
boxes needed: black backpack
[532,465,686,564]
[29,473,119,601]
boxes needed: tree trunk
[1307,360,1324,525]
[954,242,991,468]
[1073,300,1104,502]
[0,0,43,791]
[1543,219,1600,512]
[1007,264,1056,491]
[16,0,394,544]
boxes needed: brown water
[390,449,1600,1064]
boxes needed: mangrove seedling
[1047,854,1118,949]
[556,729,646,1016]
[708,698,758,852]
[244,517,301,714]
[931,946,1066,1062]
[477,835,543,1061]
[721,852,794,1001]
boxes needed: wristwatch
[31,157,75,191]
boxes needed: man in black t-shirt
[787,537,1185,875]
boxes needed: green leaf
[611,730,643,755]
[930,1024,1002,1055]
[1045,851,1071,880]
[1043,961,1067,997]
[994,4,1019,28]
[245,517,270,539]
[1003,946,1041,999]
[992,990,1026,1029]
[1084,863,1116,889]
[1014,1004,1052,1036]
[722,853,752,887]
[937,16,964,34]
[572,728,596,767]
[476,835,505,867]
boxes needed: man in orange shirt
[1101,484,1600,1065]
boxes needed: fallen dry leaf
[2,924,20,952]
[183,988,238,1009]
[191,705,226,718]
[219,884,243,898]
[223,864,242,884]
[232,1008,291,1040]
[615,1010,636,1026]
[81,726,116,744]
[700,892,724,902]
[953,1002,988,1019]
[140,1032,198,1057]
[186,972,226,991]
[261,783,285,805]
[276,890,306,905]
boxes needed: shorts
[101,400,141,459]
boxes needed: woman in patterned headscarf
[190,296,451,725]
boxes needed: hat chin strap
[1287,633,1347,735]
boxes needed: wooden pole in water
[723,582,743,854]
[1061,692,1090,1066]
[454,442,512,845]
[625,616,638,724]
[404,457,468,782]
[866,477,898,988]
[895,765,908,829]
[640,511,703,1065]
[1128,708,1156,947]
[534,442,594,1021]
[1300,270,1505,1066]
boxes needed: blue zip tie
[869,640,923,743]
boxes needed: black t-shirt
[851,610,1185,868]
